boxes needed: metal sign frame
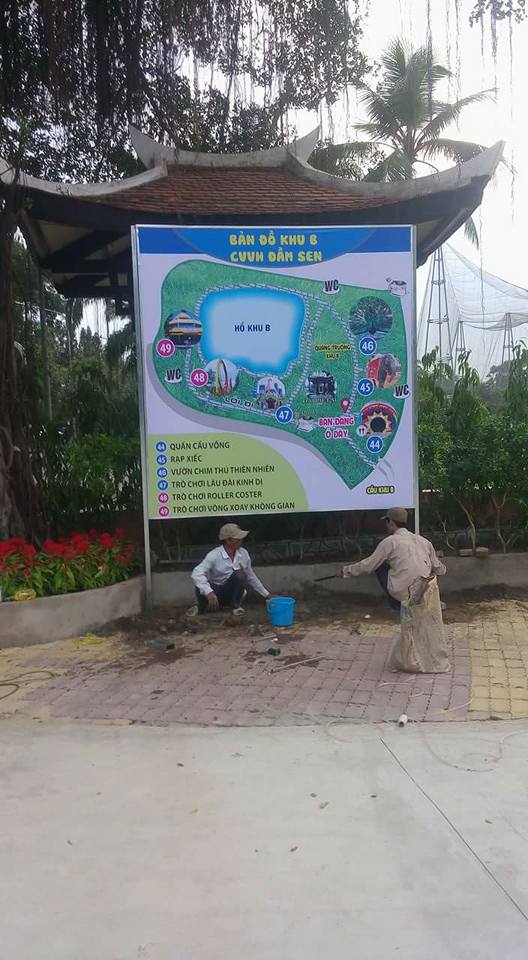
[131,224,419,608]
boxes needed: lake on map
[199,288,304,375]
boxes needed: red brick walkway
[17,609,472,726]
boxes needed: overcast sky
[310,0,528,293]
[92,1,528,341]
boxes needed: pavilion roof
[0,126,504,311]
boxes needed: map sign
[132,225,416,520]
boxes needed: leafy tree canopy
[0,0,367,181]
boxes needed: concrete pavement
[2,716,528,959]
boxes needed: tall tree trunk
[38,270,53,421]
[455,498,477,554]
[491,493,508,553]
[0,181,42,539]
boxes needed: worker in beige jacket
[337,508,450,673]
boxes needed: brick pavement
[468,608,528,720]
[0,608,472,727]
[3,599,527,727]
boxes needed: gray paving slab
[1,717,527,959]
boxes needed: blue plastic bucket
[267,596,296,627]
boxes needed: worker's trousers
[196,570,247,613]
[375,562,401,613]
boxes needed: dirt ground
[2,587,528,726]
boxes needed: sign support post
[131,226,153,609]
[411,225,420,535]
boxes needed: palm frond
[362,149,414,182]
[416,90,494,146]
[353,123,398,150]
[357,86,402,138]
[310,140,379,176]
[380,37,410,86]
[420,137,486,163]
[464,215,479,248]
[105,320,135,368]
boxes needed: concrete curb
[152,553,528,607]
[2,553,527,648]
[0,577,144,649]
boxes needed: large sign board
[132,225,416,520]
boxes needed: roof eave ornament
[128,124,320,170]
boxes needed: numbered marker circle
[275,405,294,424]
[158,493,169,504]
[156,338,175,358]
[357,378,375,397]
[156,454,167,465]
[190,368,208,388]
[356,425,367,437]
[157,480,168,491]
[159,506,170,518]
[359,336,377,356]
[367,435,384,454]
[157,467,168,478]
[155,441,167,453]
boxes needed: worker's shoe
[232,607,245,618]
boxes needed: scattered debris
[265,647,281,657]
[319,801,329,810]
[148,638,175,652]
[177,762,184,767]
[251,634,278,645]
[310,793,317,798]
[74,633,106,646]
[271,655,321,673]
[398,714,408,727]
[364,614,371,620]
[290,846,298,853]
[371,794,378,799]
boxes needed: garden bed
[4,552,528,650]
[0,576,144,648]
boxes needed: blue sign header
[137,225,412,267]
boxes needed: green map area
[151,261,408,490]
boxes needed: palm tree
[314,38,494,244]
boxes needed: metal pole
[424,253,435,356]
[411,226,420,535]
[131,227,153,610]
[38,270,53,421]
[436,250,443,363]
[438,248,453,365]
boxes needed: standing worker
[337,508,450,673]
[191,523,271,616]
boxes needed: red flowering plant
[0,530,141,599]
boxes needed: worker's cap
[219,523,249,541]
[381,507,408,524]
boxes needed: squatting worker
[191,523,271,615]
[336,508,450,673]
